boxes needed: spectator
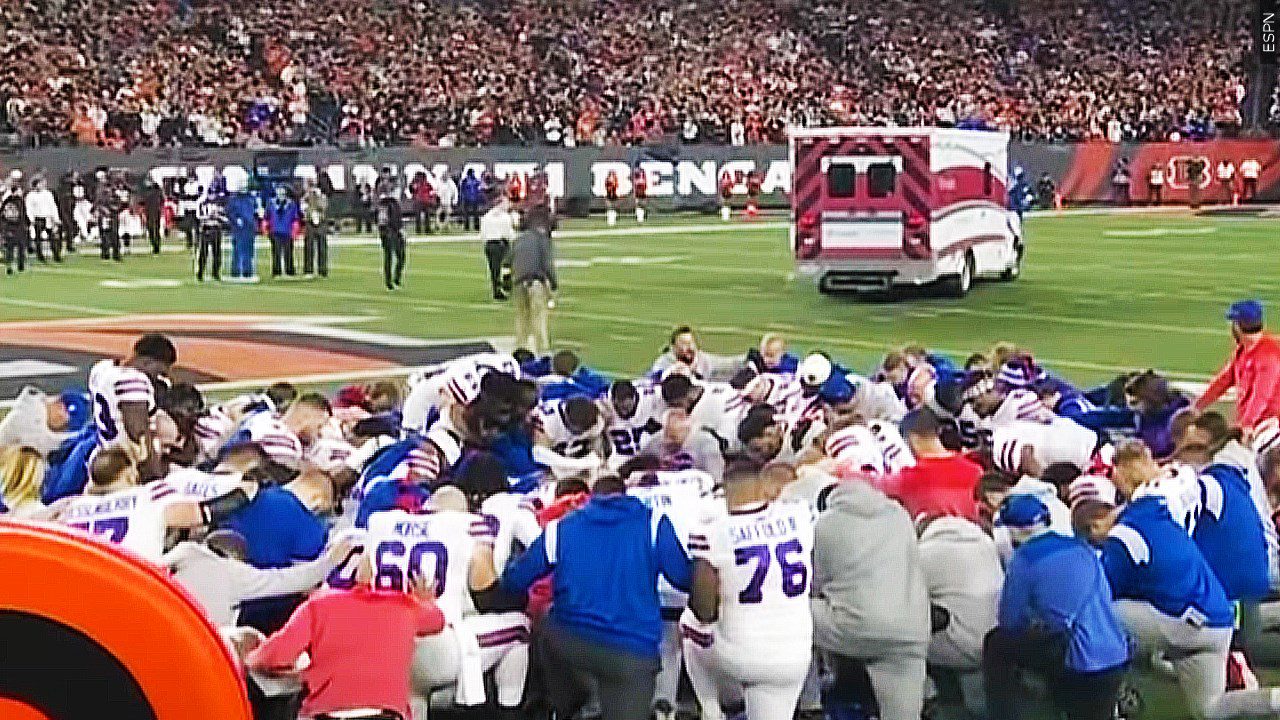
[0,446,47,517]
[877,408,984,521]
[502,475,692,720]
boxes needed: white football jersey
[825,425,886,477]
[164,467,241,500]
[744,374,804,414]
[990,389,1056,428]
[62,481,179,562]
[242,412,304,469]
[480,492,544,571]
[686,382,750,448]
[692,499,814,661]
[629,470,717,608]
[193,406,236,463]
[992,418,1097,474]
[867,419,915,472]
[604,384,665,464]
[402,373,449,434]
[533,399,604,458]
[850,375,908,423]
[363,508,496,618]
[87,359,154,447]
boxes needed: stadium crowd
[4,304,1280,720]
[0,0,1253,148]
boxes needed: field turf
[2,209,1277,718]
[0,209,1272,390]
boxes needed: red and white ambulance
[790,127,1022,296]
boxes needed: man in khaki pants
[509,206,558,354]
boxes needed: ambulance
[790,127,1022,296]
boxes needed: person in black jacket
[376,192,405,291]
[1,172,27,275]
[95,176,123,262]
[56,172,77,254]
[142,179,165,254]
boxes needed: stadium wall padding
[2,140,1278,211]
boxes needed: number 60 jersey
[690,499,814,662]
[363,508,496,618]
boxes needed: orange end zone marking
[0,699,53,720]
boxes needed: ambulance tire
[942,251,974,298]
[1001,242,1024,281]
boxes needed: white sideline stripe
[0,341,515,409]
[0,297,124,317]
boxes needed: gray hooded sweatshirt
[811,481,931,656]
[918,516,1003,669]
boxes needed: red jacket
[875,453,983,522]
[247,587,444,719]
[1196,332,1280,429]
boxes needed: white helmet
[799,353,833,387]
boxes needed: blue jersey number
[734,538,809,604]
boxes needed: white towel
[444,609,485,706]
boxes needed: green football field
[3,209,1276,718]
[0,208,1271,390]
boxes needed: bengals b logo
[1165,156,1213,190]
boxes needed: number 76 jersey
[691,499,814,661]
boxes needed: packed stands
[0,0,1254,148]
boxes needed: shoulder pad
[1107,524,1151,565]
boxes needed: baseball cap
[59,390,91,430]
[1228,299,1264,325]
[996,494,1050,529]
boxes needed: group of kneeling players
[7,327,1280,720]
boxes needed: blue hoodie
[1000,531,1130,674]
[266,196,300,236]
[503,493,691,657]
[1101,495,1233,628]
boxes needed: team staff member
[1149,164,1164,205]
[195,188,224,282]
[1102,451,1280,719]
[226,178,259,281]
[266,185,299,278]
[300,180,329,278]
[986,495,1130,720]
[480,197,517,300]
[1,171,26,275]
[376,188,405,291]
[509,206,558,355]
[142,178,165,254]
[502,475,692,720]
[1241,158,1261,201]
[26,177,61,263]
[1195,300,1280,432]
[459,169,483,231]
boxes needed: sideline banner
[3,139,1278,210]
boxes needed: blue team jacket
[459,175,484,204]
[222,486,327,568]
[226,193,258,235]
[265,198,300,236]
[1193,464,1271,601]
[1000,532,1131,674]
[1101,496,1233,628]
[503,494,692,657]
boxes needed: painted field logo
[0,314,500,400]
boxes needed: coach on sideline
[1195,300,1280,432]
[502,474,692,720]
[509,205,558,354]
[480,197,517,300]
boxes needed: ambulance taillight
[797,211,820,259]
[904,210,930,259]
